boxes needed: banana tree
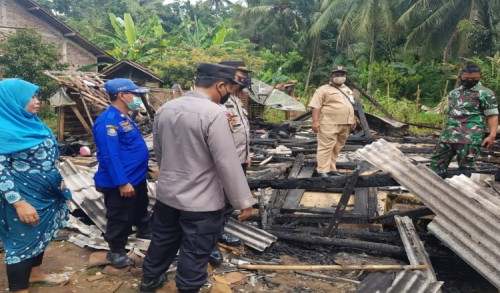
[93,13,169,65]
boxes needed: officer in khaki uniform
[139,63,256,293]
[309,65,356,177]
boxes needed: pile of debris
[52,115,500,292]
[38,70,499,292]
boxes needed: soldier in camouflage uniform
[430,63,498,172]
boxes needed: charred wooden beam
[267,154,305,227]
[325,167,361,237]
[270,231,406,256]
[371,207,433,225]
[355,102,372,138]
[395,216,441,292]
[346,78,393,119]
[273,213,370,224]
[248,169,500,190]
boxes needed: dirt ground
[0,231,497,293]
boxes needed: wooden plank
[298,191,355,209]
[354,187,378,217]
[281,165,315,210]
[80,91,94,126]
[57,106,65,141]
[288,153,305,178]
[394,215,441,292]
[268,154,305,211]
[70,105,92,136]
[324,166,361,237]
[248,169,500,190]
[355,102,372,138]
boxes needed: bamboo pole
[238,264,429,271]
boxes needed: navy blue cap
[103,78,150,95]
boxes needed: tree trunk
[366,33,376,94]
[386,81,390,111]
[305,35,320,105]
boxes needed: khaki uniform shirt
[223,95,250,164]
[308,83,355,125]
[153,91,256,212]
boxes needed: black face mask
[217,84,231,104]
[240,77,251,89]
[461,79,479,89]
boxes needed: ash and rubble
[52,110,500,292]
[22,70,497,292]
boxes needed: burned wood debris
[41,70,500,291]
[244,116,500,290]
[51,112,500,291]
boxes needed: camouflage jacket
[440,82,498,145]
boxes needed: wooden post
[416,84,421,111]
[324,166,361,237]
[70,105,92,136]
[80,91,94,126]
[57,106,65,141]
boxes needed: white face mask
[332,76,346,85]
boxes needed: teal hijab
[0,79,52,154]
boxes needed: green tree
[0,29,68,98]
[93,13,168,66]
[311,0,395,65]
[397,0,500,61]
[240,0,308,54]
[311,0,397,93]
[155,46,265,88]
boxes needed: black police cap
[196,63,238,83]
[219,60,253,73]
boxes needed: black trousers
[142,201,223,291]
[98,180,150,250]
[6,252,44,291]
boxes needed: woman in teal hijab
[0,79,71,292]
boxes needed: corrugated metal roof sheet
[225,218,277,252]
[358,270,443,293]
[394,215,440,291]
[59,159,274,252]
[58,160,156,233]
[356,139,500,289]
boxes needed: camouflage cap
[331,65,347,73]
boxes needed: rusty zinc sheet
[356,139,500,289]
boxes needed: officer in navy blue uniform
[93,78,151,268]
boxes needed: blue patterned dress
[0,136,70,264]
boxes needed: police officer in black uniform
[93,78,151,268]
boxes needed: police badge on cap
[331,65,347,73]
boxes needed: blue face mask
[126,96,143,110]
